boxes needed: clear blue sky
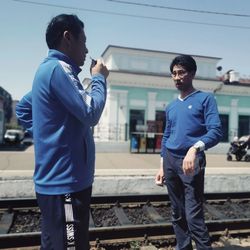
[1,0,250,100]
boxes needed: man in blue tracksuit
[16,14,109,250]
[155,55,222,250]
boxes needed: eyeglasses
[171,70,188,78]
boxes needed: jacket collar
[47,49,82,75]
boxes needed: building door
[219,114,229,142]
[238,115,250,137]
[129,109,145,135]
[129,109,145,152]
[155,110,166,133]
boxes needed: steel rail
[1,219,250,248]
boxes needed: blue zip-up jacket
[16,50,107,195]
[161,91,222,158]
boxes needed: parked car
[22,131,33,146]
[4,129,24,144]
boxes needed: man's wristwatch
[193,141,205,153]
[193,144,200,153]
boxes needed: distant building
[10,100,19,126]
[0,86,12,143]
[0,95,4,144]
[83,45,250,144]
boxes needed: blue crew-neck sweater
[161,91,222,157]
[16,50,107,195]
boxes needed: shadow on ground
[0,143,30,151]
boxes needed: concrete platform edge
[1,174,250,198]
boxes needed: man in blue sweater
[16,14,109,250]
[155,55,222,250]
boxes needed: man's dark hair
[46,14,84,49]
[170,55,197,73]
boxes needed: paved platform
[0,145,250,174]
[0,146,250,198]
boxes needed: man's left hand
[182,146,197,175]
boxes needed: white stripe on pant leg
[64,194,76,250]
[65,204,74,222]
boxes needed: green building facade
[84,45,250,146]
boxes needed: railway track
[0,192,250,249]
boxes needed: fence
[93,123,129,141]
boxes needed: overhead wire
[10,0,250,30]
[105,0,250,18]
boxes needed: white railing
[93,123,128,141]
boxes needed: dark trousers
[36,186,92,250]
[163,151,212,250]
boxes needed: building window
[238,115,250,137]
[129,109,145,136]
[219,114,229,142]
[155,110,166,133]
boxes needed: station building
[83,45,250,151]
